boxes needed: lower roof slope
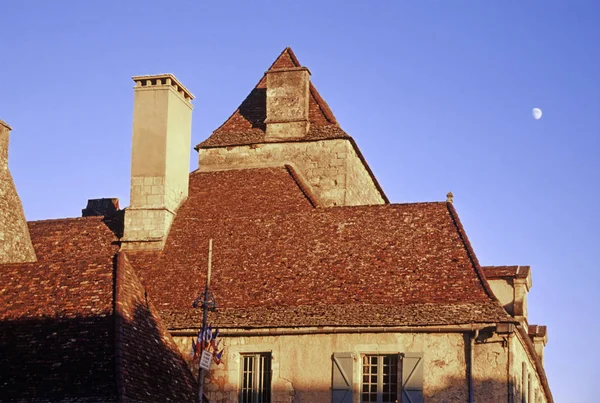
[130,167,512,329]
[0,216,196,402]
[0,216,120,401]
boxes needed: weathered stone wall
[172,329,552,403]
[198,139,385,207]
[473,333,509,402]
[172,331,516,403]
[510,333,548,403]
[0,120,36,264]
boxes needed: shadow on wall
[0,302,196,402]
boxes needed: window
[332,352,422,403]
[522,362,528,403]
[240,353,271,403]
[361,355,399,403]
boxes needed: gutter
[171,325,496,337]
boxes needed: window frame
[360,353,402,403]
[239,352,272,403]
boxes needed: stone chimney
[0,120,36,263]
[121,74,194,251]
[264,66,311,139]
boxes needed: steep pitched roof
[196,47,349,149]
[0,217,120,401]
[128,168,512,329]
[115,253,197,402]
[0,216,196,402]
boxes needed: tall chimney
[0,120,37,263]
[264,67,311,139]
[121,74,194,251]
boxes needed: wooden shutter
[401,353,424,403]
[332,352,353,403]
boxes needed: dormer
[483,265,532,329]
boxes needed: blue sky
[1,1,598,401]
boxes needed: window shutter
[332,352,353,403]
[402,353,424,403]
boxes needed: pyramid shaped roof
[196,47,349,149]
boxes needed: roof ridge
[284,164,320,208]
[267,47,301,70]
[28,216,105,224]
[197,48,345,150]
[210,47,301,136]
[445,202,506,304]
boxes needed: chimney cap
[131,73,194,101]
[0,119,12,131]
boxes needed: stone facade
[198,139,385,207]
[172,326,548,403]
[121,74,194,251]
[0,120,36,264]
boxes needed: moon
[532,108,543,120]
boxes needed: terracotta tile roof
[0,216,196,402]
[184,166,315,217]
[482,265,531,279]
[128,168,512,329]
[196,47,347,149]
[115,253,196,402]
[0,217,120,401]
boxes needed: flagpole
[198,239,213,403]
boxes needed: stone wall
[510,332,548,403]
[0,120,36,264]
[198,139,385,207]
[170,328,550,403]
[171,329,534,403]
